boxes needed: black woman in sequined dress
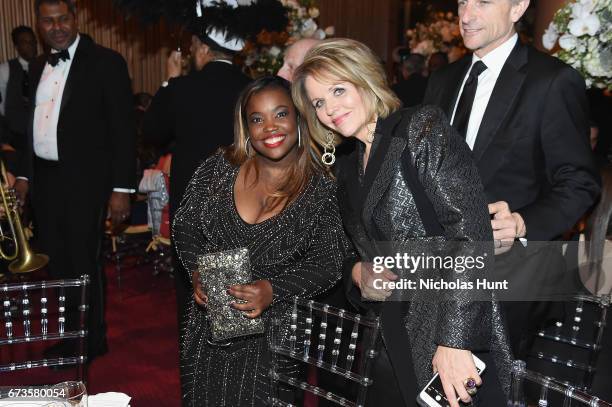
[173,76,350,406]
[292,39,513,407]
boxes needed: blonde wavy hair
[292,38,401,149]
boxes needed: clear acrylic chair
[0,275,90,381]
[268,297,380,407]
[104,222,152,289]
[531,294,611,390]
[508,360,612,406]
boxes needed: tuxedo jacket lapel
[472,41,528,164]
[60,36,93,116]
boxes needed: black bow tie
[47,49,70,67]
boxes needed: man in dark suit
[14,0,136,360]
[142,26,250,379]
[423,0,600,359]
[392,53,428,107]
[0,26,38,149]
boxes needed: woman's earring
[297,125,302,148]
[366,127,375,144]
[245,136,251,156]
[321,131,336,166]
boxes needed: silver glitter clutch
[198,248,265,343]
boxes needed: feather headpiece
[114,0,288,53]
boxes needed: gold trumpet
[0,159,49,273]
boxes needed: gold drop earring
[321,131,336,166]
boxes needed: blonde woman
[173,76,349,406]
[292,38,512,406]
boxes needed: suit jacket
[337,106,513,393]
[423,41,600,241]
[392,73,428,108]
[143,61,251,217]
[18,34,136,204]
[4,58,30,142]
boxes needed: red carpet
[1,260,181,406]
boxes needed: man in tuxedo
[0,26,38,149]
[423,0,600,359]
[14,0,136,360]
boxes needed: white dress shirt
[29,35,133,193]
[450,34,518,150]
[33,35,80,161]
[0,56,29,116]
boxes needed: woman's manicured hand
[432,346,482,407]
[191,271,208,307]
[228,280,273,318]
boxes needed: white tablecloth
[0,392,131,407]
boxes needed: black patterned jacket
[336,105,513,394]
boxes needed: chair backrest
[139,168,169,236]
[268,297,380,407]
[509,360,612,407]
[532,294,610,390]
[0,275,89,381]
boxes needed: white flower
[324,26,335,36]
[568,13,601,36]
[585,53,607,77]
[268,46,281,57]
[542,22,559,50]
[571,1,596,19]
[599,24,612,43]
[559,33,578,50]
[600,46,612,73]
[301,18,318,38]
[583,38,612,78]
[308,7,320,18]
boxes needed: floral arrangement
[242,0,334,76]
[543,0,612,89]
[406,12,465,62]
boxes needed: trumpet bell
[0,158,49,274]
[9,252,49,274]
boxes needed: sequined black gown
[173,152,349,406]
